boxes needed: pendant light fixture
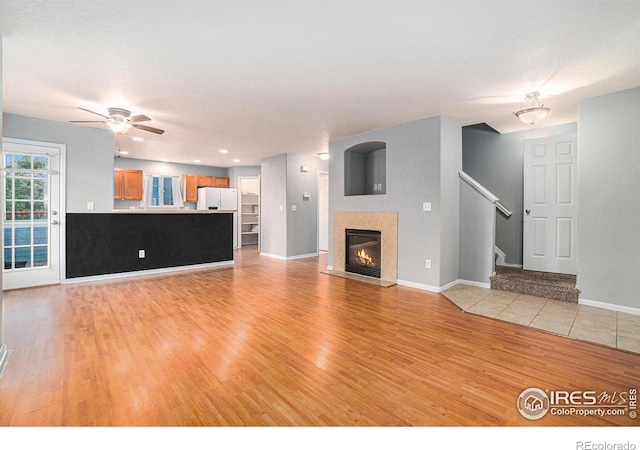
[514,91,550,125]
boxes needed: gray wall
[439,117,462,285]
[260,154,288,257]
[227,166,261,188]
[462,122,577,265]
[114,157,229,209]
[260,153,323,258]
[578,87,640,310]
[459,180,496,285]
[329,116,461,290]
[4,113,114,213]
[286,154,321,257]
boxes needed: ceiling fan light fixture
[514,91,550,125]
[108,120,132,134]
[318,152,330,160]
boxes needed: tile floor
[442,284,640,354]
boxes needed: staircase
[490,265,580,303]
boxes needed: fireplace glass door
[345,229,381,278]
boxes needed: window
[142,175,184,208]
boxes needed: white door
[318,172,329,252]
[2,138,64,290]
[523,133,577,274]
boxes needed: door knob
[525,209,531,215]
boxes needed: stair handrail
[459,171,512,217]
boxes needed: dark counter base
[66,213,233,278]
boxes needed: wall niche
[344,141,387,196]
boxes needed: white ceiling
[0,1,638,167]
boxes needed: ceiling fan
[70,107,165,135]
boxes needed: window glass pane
[14,201,31,220]
[4,154,13,169]
[15,178,32,200]
[15,226,32,246]
[34,223,48,245]
[5,201,13,221]
[13,154,32,169]
[34,156,49,170]
[5,178,12,199]
[15,247,32,268]
[151,176,160,206]
[34,246,48,267]
[4,224,11,246]
[33,179,46,200]
[4,248,12,269]
[163,177,173,206]
[33,201,47,219]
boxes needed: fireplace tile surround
[333,211,398,283]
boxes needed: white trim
[0,345,9,378]
[397,279,443,293]
[494,246,506,266]
[579,298,640,316]
[260,252,319,261]
[498,263,524,269]
[62,260,234,284]
[458,279,491,289]
[326,265,334,271]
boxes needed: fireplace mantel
[333,211,398,283]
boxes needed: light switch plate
[292,205,297,211]
[423,202,432,211]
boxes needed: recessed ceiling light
[119,151,129,155]
[219,149,229,154]
[162,159,169,162]
[132,137,144,142]
[194,159,201,163]
[232,159,240,163]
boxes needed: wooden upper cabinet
[183,174,231,202]
[197,175,215,187]
[183,174,198,202]
[213,177,230,188]
[114,169,143,201]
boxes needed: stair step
[490,266,580,303]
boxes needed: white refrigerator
[197,187,239,247]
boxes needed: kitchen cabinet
[183,174,230,202]
[114,169,143,201]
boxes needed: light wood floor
[1,247,638,426]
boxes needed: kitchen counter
[112,209,236,213]
[66,212,234,278]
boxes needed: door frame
[2,137,67,287]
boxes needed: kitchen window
[141,175,184,208]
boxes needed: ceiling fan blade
[129,114,151,123]
[132,123,165,135]
[70,120,106,123]
[78,107,110,120]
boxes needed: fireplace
[345,229,382,278]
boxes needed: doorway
[2,138,65,289]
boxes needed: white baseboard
[497,263,523,269]
[62,260,235,284]
[579,298,640,316]
[396,279,443,293]
[0,345,9,379]
[458,279,491,289]
[260,252,318,261]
